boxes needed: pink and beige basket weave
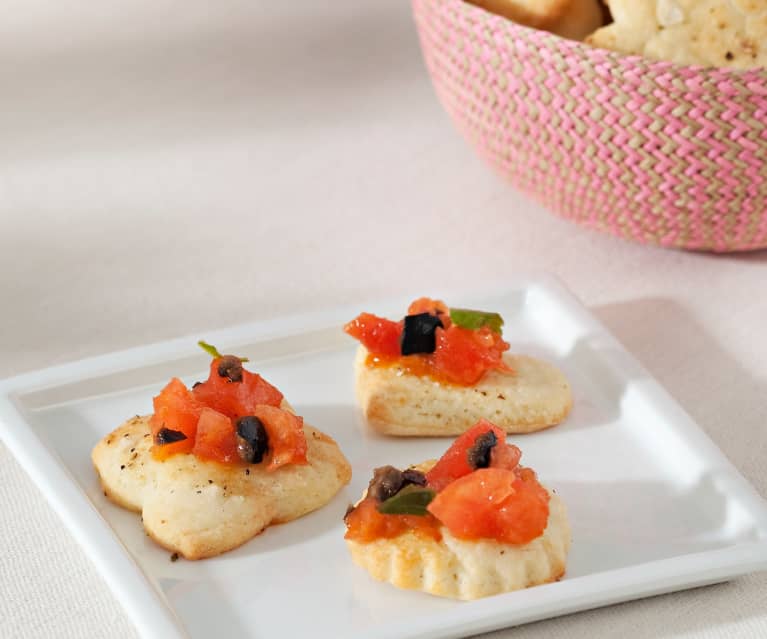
[413,0,767,251]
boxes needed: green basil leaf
[197,340,249,362]
[377,485,436,516]
[449,308,504,334]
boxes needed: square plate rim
[1,271,767,639]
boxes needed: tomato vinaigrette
[149,346,307,469]
[344,420,550,546]
[344,298,513,386]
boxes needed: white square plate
[2,275,766,639]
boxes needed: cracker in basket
[587,0,767,69]
[467,0,605,41]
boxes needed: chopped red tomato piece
[344,497,442,543]
[251,405,308,471]
[192,359,283,419]
[192,407,238,463]
[490,439,522,471]
[343,313,402,358]
[234,372,284,413]
[425,420,507,492]
[428,467,550,545]
[150,377,203,458]
[430,325,510,386]
[407,297,452,328]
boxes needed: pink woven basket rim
[413,0,767,252]
[454,0,767,87]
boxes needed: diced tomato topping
[343,313,402,359]
[344,497,442,543]
[148,356,306,468]
[192,359,283,419]
[344,300,511,386]
[430,325,510,386]
[425,420,508,492]
[234,372,284,413]
[407,297,452,328]
[192,407,239,463]
[490,439,522,471]
[251,404,308,471]
[348,421,546,546]
[150,377,203,458]
[427,467,550,545]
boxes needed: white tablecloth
[1,1,765,637]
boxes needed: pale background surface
[1,1,765,637]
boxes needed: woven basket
[412,0,767,252]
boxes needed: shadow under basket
[412,0,767,252]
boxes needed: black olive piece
[236,437,255,463]
[155,427,188,445]
[217,355,243,382]
[400,313,444,356]
[236,416,269,463]
[466,430,498,469]
[368,465,405,502]
[402,469,427,486]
